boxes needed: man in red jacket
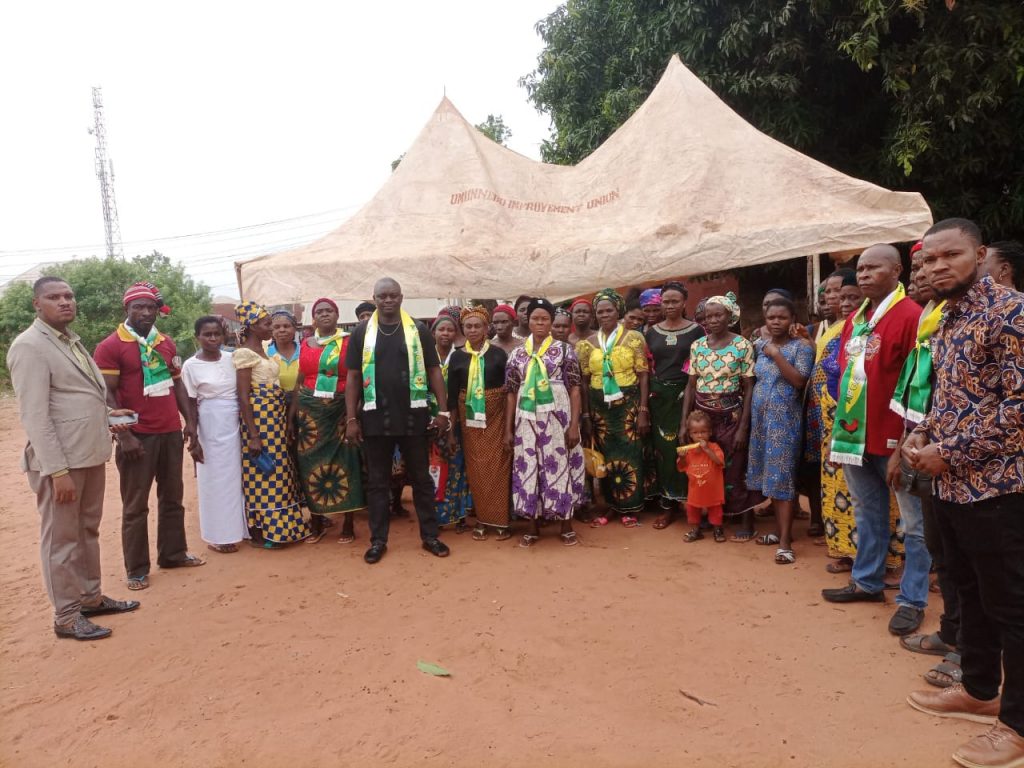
[822,245,931,637]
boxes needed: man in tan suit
[8,276,140,640]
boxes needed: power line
[0,205,358,258]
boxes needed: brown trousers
[115,431,188,579]
[28,465,105,625]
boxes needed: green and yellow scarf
[830,284,905,465]
[890,299,945,424]
[312,328,347,399]
[122,322,172,397]
[517,334,555,419]
[361,309,428,411]
[464,339,489,428]
[597,323,625,403]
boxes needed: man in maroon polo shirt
[94,282,204,591]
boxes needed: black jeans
[921,494,962,646]
[363,435,439,546]
[934,492,1024,736]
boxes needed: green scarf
[890,299,945,424]
[597,324,625,403]
[830,284,905,465]
[123,322,172,397]
[517,334,555,419]
[312,328,346,399]
[464,339,489,428]
[361,309,428,411]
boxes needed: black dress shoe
[422,538,450,558]
[822,584,885,603]
[364,542,387,564]
[81,596,140,617]
[54,615,112,641]
[889,605,925,635]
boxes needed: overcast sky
[0,1,561,297]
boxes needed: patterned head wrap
[123,281,171,315]
[526,297,556,320]
[431,314,458,333]
[493,303,517,320]
[235,301,268,329]
[704,292,741,325]
[311,297,339,315]
[766,288,794,301]
[270,308,297,325]
[440,305,463,327]
[554,307,572,320]
[460,305,490,325]
[695,297,708,315]
[910,241,924,256]
[639,288,662,307]
[593,288,626,318]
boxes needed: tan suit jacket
[8,318,112,476]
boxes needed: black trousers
[363,435,439,545]
[934,492,1024,736]
[115,431,188,578]
[921,493,961,646]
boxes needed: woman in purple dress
[504,298,586,547]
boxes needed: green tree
[521,0,1024,237]
[475,114,513,146]
[0,252,213,385]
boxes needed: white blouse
[181,352,237,401]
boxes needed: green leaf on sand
[417,660,451,677]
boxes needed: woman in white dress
[182,316,248,552]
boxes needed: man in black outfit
[345,277,451,564]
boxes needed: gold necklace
[377,320,401,337]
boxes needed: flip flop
[161,554,206,568]
[730,530,757,543]
[207,543,238,553]
[900,632,956,657]
[518,534,539,548]
[304,531,327,544]
[126,576,149,591]
[756,533,780,546]
[652,515,672,530]
[337,534,355,544]
[590,516,609,528]
[560,531,579,547]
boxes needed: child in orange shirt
[677,410,726,543]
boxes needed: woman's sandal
[775,548,796,565]
[472,526,488,541]
[590,516,609,528]
[207,543,238,554]
[518,534,539,548]
[756,533,781,546]
[683,528,704,542]
[560,531,579,547]
[826,557,854,574]
[924,653,962,688]
[495,527,512,541]
[305,530,327,544]
[620,516,640,528]
[337,533,355,544]
[900,632,956,657]
[652,514,673,530]
[712,526,726,543]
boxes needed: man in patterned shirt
[904,218,1024,768]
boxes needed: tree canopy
[0,252,212,384]
[475,114,513,146]
[521,0,1023,238]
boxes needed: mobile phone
[108,412,139,426]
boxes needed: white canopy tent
[237,56,932,304]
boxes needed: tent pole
[806,254,821,320]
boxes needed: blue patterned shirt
[914,276,1024,503]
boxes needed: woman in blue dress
[746,297,815,565]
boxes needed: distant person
[355,301,376,324]
[490,303,522,355]
[512,295,532,341]
[9,276,140,639]
[267,309,300,396]
[568,298,597,347]
[344,277,452,564]
[551,307,573,342]
[905,219,1024,767]
[623,299,645,332]
[821,245,929,639]
[639,288,664,327]
[94,282,205,591]
[983,239,1023,291]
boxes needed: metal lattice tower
[89,87,123,258]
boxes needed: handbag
[583,445,607,478]
[254,448,277,476]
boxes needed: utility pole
[88,86,123,259]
